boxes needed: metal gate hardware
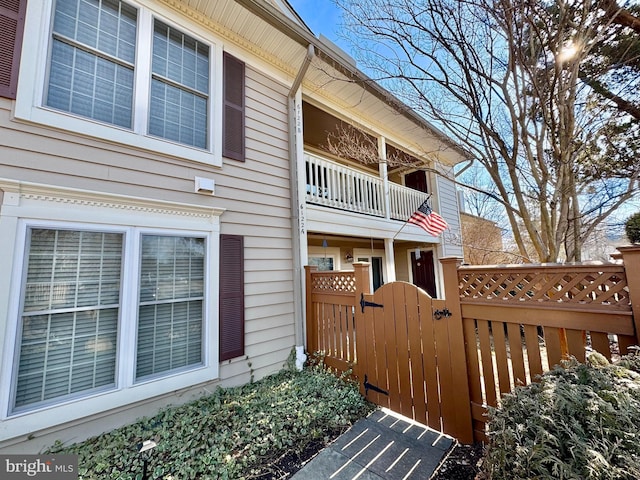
[360,293,384,313]
[433,308,452,320]
[363,375,389,396]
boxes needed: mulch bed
[431,442,485,480]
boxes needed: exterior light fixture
[137,439,157,480]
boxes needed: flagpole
[392,220,409,241]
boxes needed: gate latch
[433,308,452,320]
[360,293,384,313]
[364,375,389,396]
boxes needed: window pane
[149,79,207,149]
[149,20,209,149]
[53,0,137,63]
[136,235,204,380]
[309,257,334,271]
[47,0,136,128]
[152,21,208,94]
[14,229,122,411]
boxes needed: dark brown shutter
[219,234,245,361]
[0,0,26,99]
[223,52,245,161]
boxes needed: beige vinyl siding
[219,65,295,382]
[0,57,295,451]
[435,172,463,258]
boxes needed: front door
[411,250,437,298]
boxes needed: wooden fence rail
[305,246,640,443]
[445,246,640,441]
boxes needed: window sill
[12,104,222,168]
[2,364,218,441]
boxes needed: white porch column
[379,136,396,282]
[384,237,396,282]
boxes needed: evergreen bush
[625,211,640,244]
[481,353,640,480]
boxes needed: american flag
[408,200,448,236]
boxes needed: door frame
[354,248,386,292]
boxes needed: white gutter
[288,44,315,368]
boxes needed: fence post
[352,262,371,389]
[304,265,318,354]
[440,257,474,444]
[618,246,640,347]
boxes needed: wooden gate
[354,281,473,443]
[307,249,640,444]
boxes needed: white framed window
[307,246,341,271]
[0,182,223,439]
[136,234,205,380]
[15,228,123,411]
[15,0,224,166]
[11,226,208,414]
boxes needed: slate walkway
[291,408,454,480]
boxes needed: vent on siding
[0,0,26,99]
[219,234,245,361]
[223,52,245,161]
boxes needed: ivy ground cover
[47,364,375,479]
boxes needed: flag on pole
[408,200,448,236]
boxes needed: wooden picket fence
[305,246,640,443]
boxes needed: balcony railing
[305,152,429,221]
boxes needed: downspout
[288,44,315,369]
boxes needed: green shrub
[47,365,375,479]
[625,212,640,244]
[481,353,640,480]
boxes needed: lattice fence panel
[458,266,630,310]
[311,271,357,293]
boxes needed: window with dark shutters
[219,234,245,361]
[0,0,26,99]
[223,52,245,161]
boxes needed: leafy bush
[625,211,640,244]
[481,353,640,479]
[47,364,375,479]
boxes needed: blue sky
[286,1,349,50]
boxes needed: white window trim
[13,0,224,167]
[0,179,225,440]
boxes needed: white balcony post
[378,136,391,220]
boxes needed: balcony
[305,152,429,221]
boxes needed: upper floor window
[13,0,249,165]
[47,0,137,129]
[45,0,209,150]
[149,20,209,149]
